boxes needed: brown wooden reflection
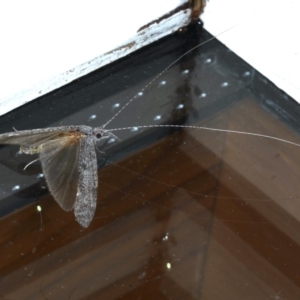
[1,97,300,299]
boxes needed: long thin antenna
[101,15,254,129]
[103,158,298,202]
[106,124,300,148]
[23,158,40,170]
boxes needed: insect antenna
[106,124,300,149]
[23,158,40,170]
[99,177,293,224]
[101,17,253,130]
[102,157,297,202]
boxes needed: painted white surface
[0,0,189,115]
[202,0,300,103]
[2,0,297,115]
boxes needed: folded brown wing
[40,136,80,211]
[0,129,66,148]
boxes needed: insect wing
[40,136,80,211]
[74,136,98,228]
[0,128,67,148]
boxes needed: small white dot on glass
[137,92,143,97]
[205,58,212,63]
[221,82,229,87]
[131,127,139,132]
[199,92,207,98]
[112,103,120,109]
[176,104,184,109]
[88,114,97,121]
[12,185,20,191]
[154,115,161,121]
[163,233,169,241]
[181,69,189,75]
[36,173,44,179]
[108,138,116,144]
[243,71,251,77]
[159,81,166,86]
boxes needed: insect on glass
[0,125,115,228]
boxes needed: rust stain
[138,1,206,33]
[189,0,206,22]
[137,3,190,32]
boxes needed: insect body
[0,125,110,227]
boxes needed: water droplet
[243,71,251,77]
[137,92,143,97]
[88,114,97,121]
[12,185,20,191]
[205,58,212,63]
[199,92,207,98]
[159,80,166,86]
[131,127,139,132]
[108,138,116,144]
[182,69,189,75]
[176,104,184,109]
[36,173,44,179]
[221,82,229,87]
[153,115,161,121]
[112,103,120,109]
[163,233,169,241]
